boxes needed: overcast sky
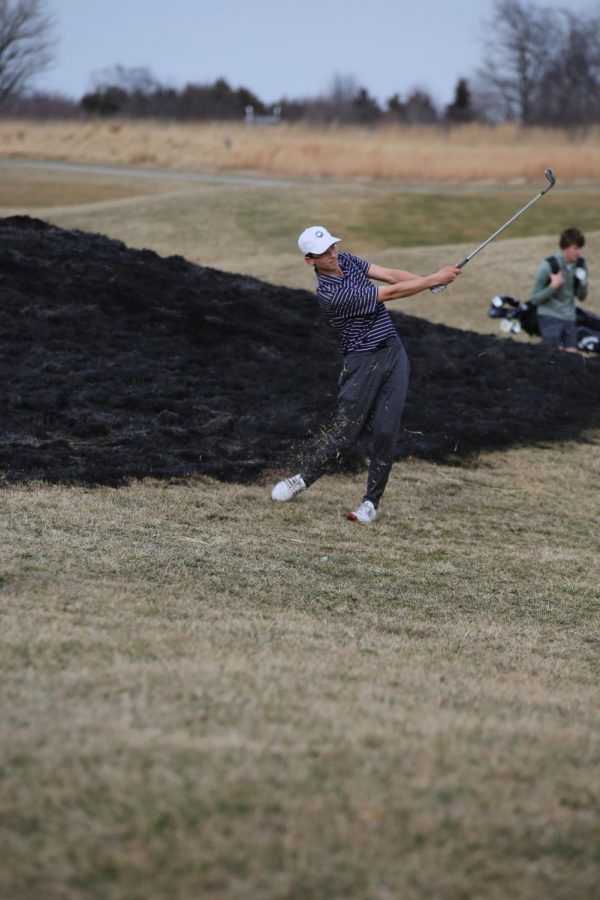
[38,0,591,108]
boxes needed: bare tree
[473,2,600,127]
[476,0,553,123]
[83,65,163,117]
[327,72,360,122]
[535,10,600,127]
[8,89,80,118]
[385,88,438,124]
[90,65,160,97]
[404,88,438,124]
[296,73,361,124]
[0,0,55,108]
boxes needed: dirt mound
[0,216,598,485]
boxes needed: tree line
[79,69,463,126]
[2,0,600,127]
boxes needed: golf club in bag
[431,168,556,293]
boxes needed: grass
[1,154,599,898]
[0,166,168,207]
[2,447,599,899]
[3,119,600,182]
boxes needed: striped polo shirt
[315,252,399,354]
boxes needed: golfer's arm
[367,263,420,284]
[377,273,440,302]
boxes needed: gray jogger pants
[537,314,577,348]
[301,340,410,507]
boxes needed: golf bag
[488,295,600,353]
[488,255,599,352]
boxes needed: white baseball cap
[298,225,341,255]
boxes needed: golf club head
[543,167,556,191]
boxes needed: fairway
[1,157,599,899]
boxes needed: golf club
[430,167,556,293]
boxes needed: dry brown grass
[2,119,600,182]
[1,163,599,898]
[2,441,599,899]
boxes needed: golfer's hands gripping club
[430,264,462,294]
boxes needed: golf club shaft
[458,191,547,266]
[430,169,556,293]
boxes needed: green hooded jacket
[529,251,588,321]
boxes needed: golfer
[271,226,461,524]
[529,227,588,352]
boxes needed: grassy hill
[1,157,599,900]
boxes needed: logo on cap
[315,230,323,237]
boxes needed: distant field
[2,119,600,182]
[1,160,599,900]
[1,160,598,335]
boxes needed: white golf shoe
[271,474,307,502]
[347,500,377,524]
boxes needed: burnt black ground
[0,216,598,485]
